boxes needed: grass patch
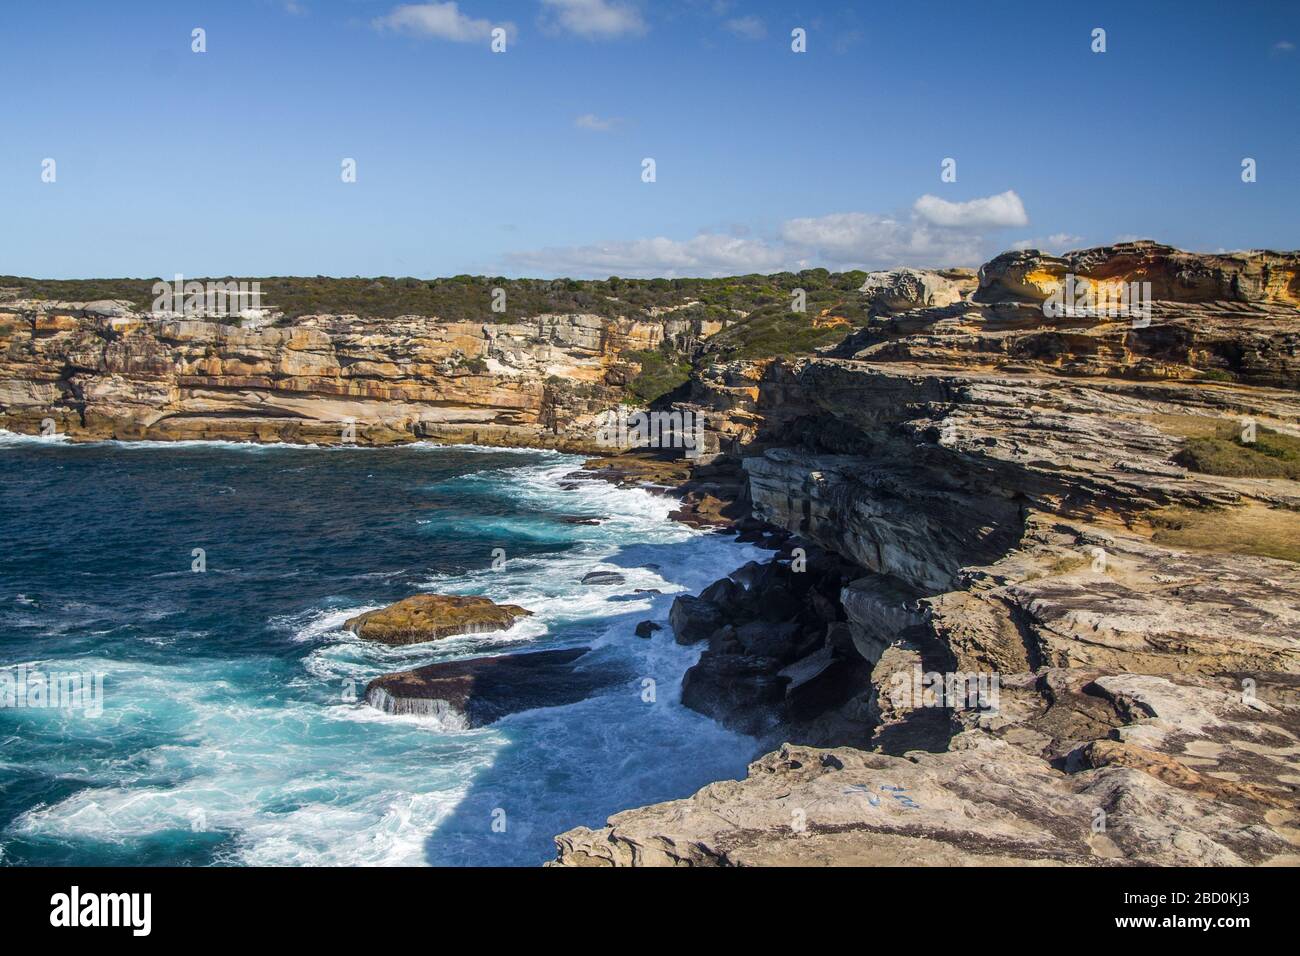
[1148,504,1300,563]
[1149,414,1231,440]
[1046,554,1092,575]
[1174,423,1300,480]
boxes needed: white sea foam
[0,428,69,445]
[0,428,572,457]
[4,447,765,866]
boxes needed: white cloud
[574,113,620,131]
[372,3,507,42]
[1009,233,1084,253]
[913,190,1028,229]
[506,191,1033,277]
[1273,40,1295,53]
[508,234,789,277]
[541,0,646,39]
[781,212,987,266]
[724,16,766,40]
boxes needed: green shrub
[624,347,691,405]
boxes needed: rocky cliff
[553,241,1300,866]
[7,242,1299,866]
[0,302,708,450]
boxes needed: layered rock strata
[0,306,708,450]
[553,242,1300,866]
[7,242,1297,866]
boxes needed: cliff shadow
[417,535,763,866]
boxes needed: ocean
[0,431,761,866]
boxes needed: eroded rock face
[552,673,1300,866]
[554,241,1300,866]
[859,268,975,312]
[977,241,1300,307]
[344,594,531,645]
[0,305,710,449]
[365,647,624,725]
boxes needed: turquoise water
[0,432,760,866]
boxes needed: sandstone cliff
[8,243,1299,867]
[553,241,1300,866]
[0,302,708,450]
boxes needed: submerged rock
[634,620,661,638]
[344,594,532,646]
[580,570,626,586]
[365,647,623,725]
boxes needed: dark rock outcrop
[681,653,789,736]
[668,595,725,645]
[365,647,624,725]
[580,570,626,586]
[555,241,1300,867]
[674,546,868,739]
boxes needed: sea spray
[0,438,764,865]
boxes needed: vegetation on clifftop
[1175,424,1300,480]
[1149,504,1300,564]
[624,346,692,405]
[698,271,871,361]
[0,270,863,329]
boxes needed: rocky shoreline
[550,242,1300,866]
[6,240,1299,866]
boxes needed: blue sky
[0,0,1296,279]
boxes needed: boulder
[735,619,802,660]
[669,595,726,645]
[344,594,531,646]
[699,576,746,612]
[728,560,764,588]
[634,620,661,638]
[859,268,972,312]
[365,647,623,725]
[680,652,789,736]
[580,570,626,586]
